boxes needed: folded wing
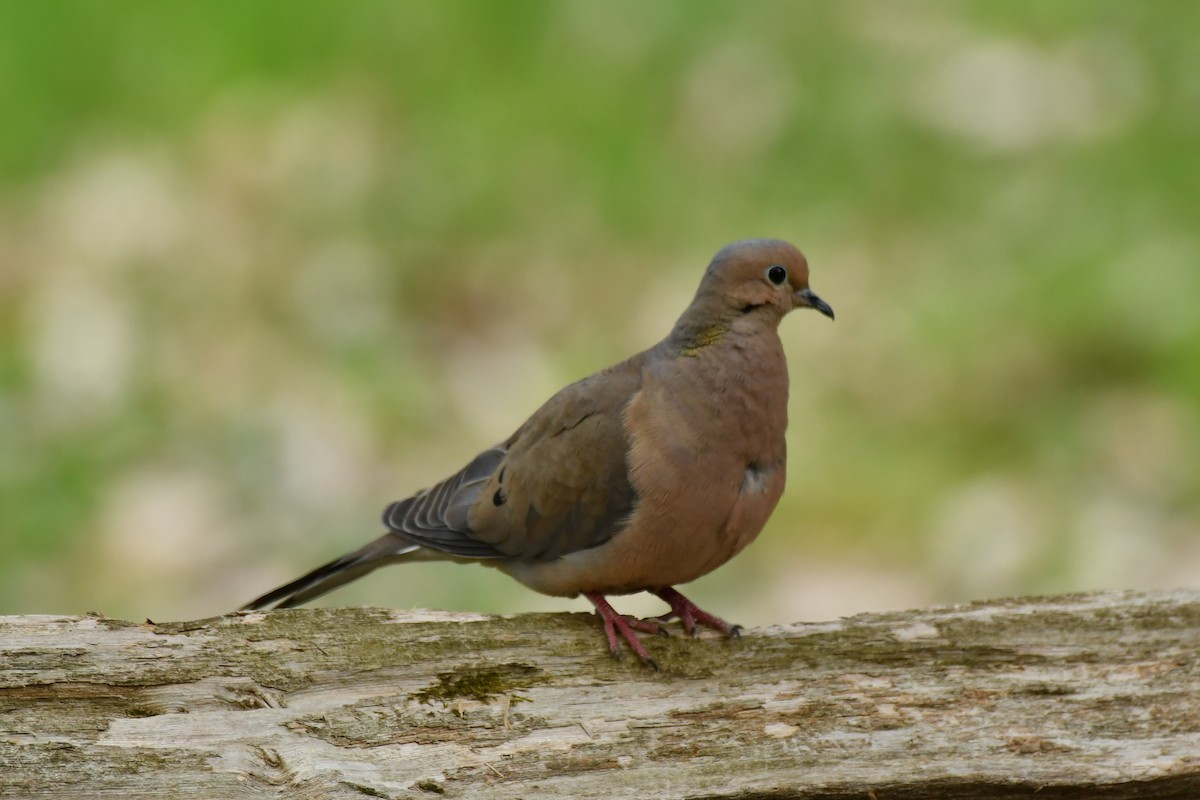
[381,361,644,563]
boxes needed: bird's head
[696,238,834,324]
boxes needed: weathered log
[1,589,1198,799]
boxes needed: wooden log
[1,589,1198,799]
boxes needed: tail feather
[241,533,421,610]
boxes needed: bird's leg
[583,592,662,669]
[651,587,743,638]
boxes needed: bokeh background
[2,1,1198,625]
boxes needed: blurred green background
[1,1,1197,625]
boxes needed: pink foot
[584,592,663,669]
[651,587,742,638]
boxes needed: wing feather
[381,447,507,558]
[380,357,645,562]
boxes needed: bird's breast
[600,339,790,588]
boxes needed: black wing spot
[493,466,508,506]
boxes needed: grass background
[1,1,1198,625]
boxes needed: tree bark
[1,589,1198,799]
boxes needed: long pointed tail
[241,533,421,610]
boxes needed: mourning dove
[244,238,834,667]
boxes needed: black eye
[766,265,787,286]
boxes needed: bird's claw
[585,588,739,667]
[633,618,671,638]
[651,611,695,637]
[586,592,660,668]
[652,587,741,639]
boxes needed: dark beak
[799,288,835,320]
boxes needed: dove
[243,238,834,667]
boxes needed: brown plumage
[243,238,834,667]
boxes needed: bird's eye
[766,265,788,286]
